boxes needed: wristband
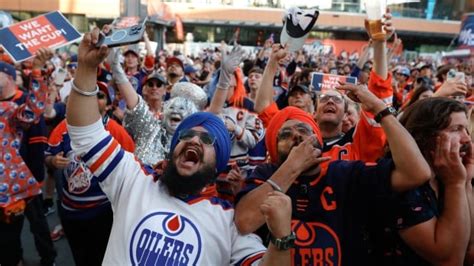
[374,106,397,123]
[266,179,282,193]
[71,81,99,97]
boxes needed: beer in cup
[365,0,386,41]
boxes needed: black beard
[161,159,216,197]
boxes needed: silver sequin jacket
[123,96,171,166]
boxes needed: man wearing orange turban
[265,106,322,164]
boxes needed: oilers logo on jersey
[130,212,202,266]
[292,220,341,266]
[66,156,92,195]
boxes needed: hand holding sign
[32,48,54,70]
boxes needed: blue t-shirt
[369,181,438,266]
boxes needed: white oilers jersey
[221,98,265,171]
[67,119,266,265]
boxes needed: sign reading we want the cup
[0,11,81,63]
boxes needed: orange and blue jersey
[236,158,395,265]
[46,118,135,219]
[322,71,392,162]
[0,76,48,208]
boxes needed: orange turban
[265,106,322,163]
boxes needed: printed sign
[112,16,141,29]
[458,13,474,48]
[311,72,357,92]
[0,11,81,63]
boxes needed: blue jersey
[237,158,394,265]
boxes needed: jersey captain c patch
[129,212,202,266]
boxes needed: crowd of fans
[0,8,473,266]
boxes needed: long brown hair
[398,97,466,164]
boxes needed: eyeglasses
[277,123,314,140]
[147,81,164,88]
[97,92,106,100]
[319,94,344,104]
[178,129,216,146]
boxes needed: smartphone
[96,18,147,48]
[447,69,466,83]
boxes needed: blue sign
[459,13,474,48]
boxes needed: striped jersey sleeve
[67,119,143,205]
[231,220,266,265]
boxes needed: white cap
[280,7,319,52]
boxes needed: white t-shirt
[59,80,72,103]
[68,119,266,265]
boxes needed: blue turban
[170,112,231,173]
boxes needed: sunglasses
[178,129,216,146]
[319,93,344,104]
[277,123,314,140]
[147,81,164,88]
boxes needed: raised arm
[356,41,372,70]
[208,44,245,114]
[387,35,402,66]
[235,137,330,234]
[16,48,54,123]
[66,28,146,206]
[336,83,430,191]
[66,28,109,127]
[399,134,470,265]
[370,9,395,80]
[110,48,139,109]
[254,44,288,114]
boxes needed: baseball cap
[97,81,112,104]
[67,62,78,70]
[280,7,319,52]
[124,48,139,58]
[288,84,310,95]
[184,65,197,75]
[0,61,16,80]
[397,67,410,77]
[166,57,184,69]
[144,72,166,85]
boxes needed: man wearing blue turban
[162,112,232,197]
[64,29,294,265]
